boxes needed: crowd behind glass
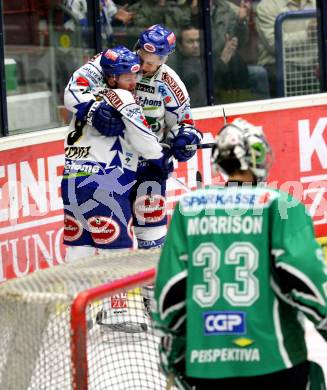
[3,0,318,135]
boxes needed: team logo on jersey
[133,195,166,223]
[143,43,156,53]
[64,214,83,242]
[232,337,254,347]
[136,83,155,94]
[100,88,123,109]
[88,216,120,244]
[203,311,246,335]
[162,72,186,105]
[76,76,89,87]
[65,146,90,159]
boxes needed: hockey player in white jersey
[62,45,170,260]
[130,24,203,317]
[63,45,172,332]
[130,24,203,250]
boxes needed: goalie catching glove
[171,127,202,162]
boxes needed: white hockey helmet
[211,118,272,181]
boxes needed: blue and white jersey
[64,53,107,113]
[63,54,163,191]
[135,63,195,143]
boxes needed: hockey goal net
[0,248,167,390]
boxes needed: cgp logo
[204,311,246,335]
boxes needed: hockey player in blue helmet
[127,24,203,251]
[135,24,176,77]
[130,25,203,319]
[63,45,173,333]
[64,45,141,139]
[100,45,141,86]
[63,45,171,260]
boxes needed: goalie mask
[211,118,272,182]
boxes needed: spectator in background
[128,0,191,32]
[168,25,207,107]
[210,0,252,102]
[189,0,269,102]
[255,0,316,97]
[226,0,270,99]
[64,0,134,45]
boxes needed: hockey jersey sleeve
[270,192,327,339]
[64,53,105,114]
[99,88,163,160]
[158,65,196,142]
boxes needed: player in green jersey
[152,118,327,389]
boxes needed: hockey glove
[86,100,125,137]
[171,128,202,162]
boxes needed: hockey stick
[162,142,216,152]
[182,142,216,151]
[169,170,203,192]
[169,176,191,192]
[171,107,227,152]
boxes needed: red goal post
[0,248,164,390]
[71,268,156,390]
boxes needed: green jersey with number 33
[153,185,327,379]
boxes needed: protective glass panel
[110,0,208,108]
[212,0,319,103]
[254,0,318,99]
[280,13,319,97]
[3,0,94,135]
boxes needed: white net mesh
[0,248,166,390]
[282,17,320,96]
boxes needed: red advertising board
[0,103,326,281]
[0,140,65,281]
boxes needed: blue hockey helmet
[100,45,140,77]
[138,24,176,56]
